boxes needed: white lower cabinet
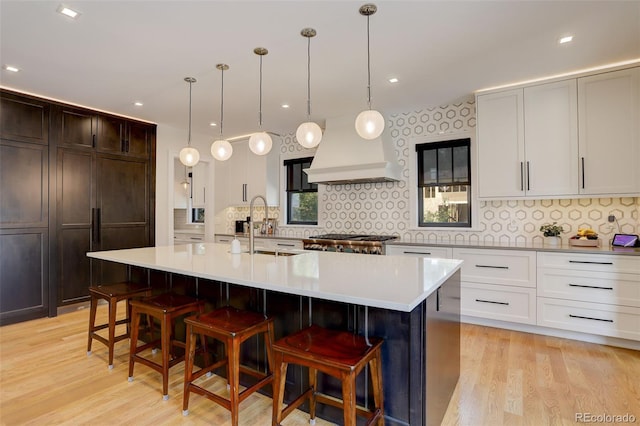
[537,298,640,341]
[386,245,452,258]
[214,235,302,251]
[453,248,537,325]
[461,282,536,325]
[537,252,640,341]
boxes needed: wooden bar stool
[87,281,152,369]
[128,292,206,400]
[182,306,275,426]
[272,324,385,426]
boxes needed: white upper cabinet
[477,66,639,199]
[477,88,525,198]
[523,80,579,197]
[577,67,640,195]
[214,138,279,208]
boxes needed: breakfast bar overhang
[88,243,463,426]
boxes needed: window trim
[279,151,322,228]
[408,131,480,231]
[416,138,471,228]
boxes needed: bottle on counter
[230,236,242,254]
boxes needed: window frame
[408,132,478,231]
[283,156,318,226]
[416,138,472,228]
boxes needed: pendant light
[296,28,323,149]
[179,77,201,167]
[248,47,273,156]
[354,3,385,140]
[211,64,233,161]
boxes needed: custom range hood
[303,114,402,184]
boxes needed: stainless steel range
[302,234,398,255]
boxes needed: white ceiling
[1,1,639,140]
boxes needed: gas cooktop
[306,234,398,242]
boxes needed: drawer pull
[568,284,613,291]
[276,243,296,247]
[218,239,230,243]
[475,299,509,306]
[475,264,509,270]
[190,237,203,241]
[568,260,613,265]
[569,314,613,323]
[404,251,431,255]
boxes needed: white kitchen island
[88,243,463,426]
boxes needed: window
[416,138,471,227]
[284,157,318,225]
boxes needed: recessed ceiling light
[281,104,290,109]
[57,5,80,19]
[209,122,217,127]
[559,35,573,44]
[4,65,19,72]
[134,102,143,107]
[389,77,399,83]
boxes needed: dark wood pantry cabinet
[0,89,156,325]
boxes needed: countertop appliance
[302,233,398,255]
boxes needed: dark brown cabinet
[96,116,151,159]
[0,93,50,325]
[0,89,156,323]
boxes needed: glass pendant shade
[179,146,200,167]
[211,139,233,161]
[248,131,272,155]
[179,76,200,167]
[355,109,385,140]
[296,121,322,148]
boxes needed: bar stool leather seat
[87,281,152,369]
[272,324,385,426]
[182,306,275,426]
[128,292,206,400]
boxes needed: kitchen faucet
[249,195,267,254]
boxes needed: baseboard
[461,315,640,351]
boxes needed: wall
[218,98,639,245]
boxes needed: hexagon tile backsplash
[219,99,639,245]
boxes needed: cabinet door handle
[403,251,431,255]
[436,287,441,312]
[581,157,585,189]
[520,162,524,191]
[242,184,247,202]
[126,140,130,152]
[475,299,509,306]
[526,161,530,191]
[568,283,613,290]
[92,134,96,148]
[568,260,613,265]
[475,264,509,269]
[569,314,613,323]
[203,187,206,204]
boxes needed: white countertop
[87,243,462,312]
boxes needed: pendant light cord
[258,54,263,128]
[219,67,225,138]
[306,35,312,119]
[366,13,372,110]
[188,80,193,146]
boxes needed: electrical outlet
[607,214,616,223]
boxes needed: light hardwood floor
[1,305,638,425]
